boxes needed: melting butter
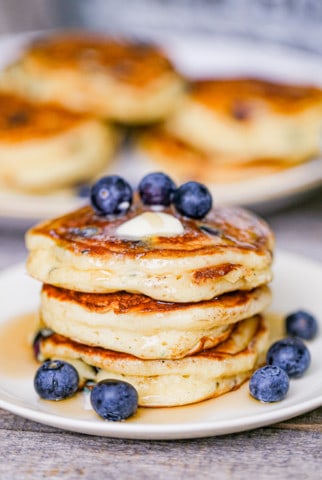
[116,211,184,239]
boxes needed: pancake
[138,127,289,185]
[26,202,274,303]
[166,78,322,162]
[37,314,268,407]
[0,93,115,193]
[0,32,184,124]
[40,284,271,359]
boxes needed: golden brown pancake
[37,314,269,406]
[0,92,87,140]
[40,283,271,359]
[0,32,185,123]
[26,201,274,302]
[166,77,322,162]
[187,78,322,115]
[138,127,289,184]
[0,93,115,193]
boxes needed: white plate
[0,33,322,222]
[0,250,321,440]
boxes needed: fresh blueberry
[138,172,176,207]
[90,379,138,421]
[249,365,289,402]
[34,360,79,401]
[267,337,311,378]
[173,181,212,219]
[90,175,133,215]
[286,310,318,340]
[32,328,53,360]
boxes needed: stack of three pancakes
[26,201,274,407]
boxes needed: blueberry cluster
[249,309,318,403]
[90,172,212,220]
[33,330,138,420]
[33,359,138,421]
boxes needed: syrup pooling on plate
[0,313,39,377]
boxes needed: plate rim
[0,382,321,440]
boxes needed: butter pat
[116,212,184,239]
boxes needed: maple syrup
[0,312,39,377]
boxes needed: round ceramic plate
[0,250,321,440]
[0,33,322,221]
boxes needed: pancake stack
[26,186,274,407]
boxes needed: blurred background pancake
[0,92,116,193]
[137,127,290,185]
[0,31,321,221]
[0,32,185,123]
[165,78,322,163]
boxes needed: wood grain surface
[0,408,321,480]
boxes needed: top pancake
[0,32,184,123]
[166,77,322,161]
[26,201,274,302]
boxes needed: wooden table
[0,190,321,480]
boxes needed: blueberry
[90,175,133,215]
[138,172,176,207]
[32,328,53,360]
[90,379,138,421]
[267,337,311,378]
[249,365,289,402]
[34,360,79,401]
[173,181,212,219]
[286,310,318,340]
